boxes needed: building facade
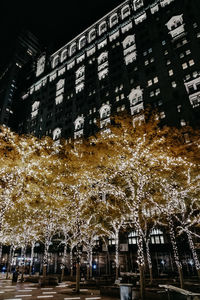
[12,0,200,141]
[0,30,40,128]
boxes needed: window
[61,49,67,62]
[189,59,195,66]
[155,88,160,96]
[177,105,181,112]
[182,62,188,69]
[154,77,158,83]
[53,128,61,140]
[70,43,76,56]
[128,231,139,245]
[171,81,177,88]
[121,5,130,19]
[99,21,107,35]
[133,0,144,11]
[162,40,166,46]
[169,69,174,76]
[108,235,116,245]
[79,36,87,49]
[52,55,59,68]
[148,80,153,86]
[180,119,186,126]
[110,13,118,27]
[150,229,164,244]
[100,104,111,119]
[89,29,96,42]
[186,50,191,55]
[160,111,166,119]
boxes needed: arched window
[70,43,76,56]
[56,79,65,91]
[128,87,143,105]
[133,0,144,11]
[98,51,108,65]
[121,5,131,19]
[52,55,59,68]
[74,116,84,131]
[88,29,96,43]
[166,15,183,31]
[76,66,85,79]
[99,104,111,119]
[79,36,87,50]
[122,35,135,49]
[99,21,107,35]
[110,13,118,27]
[53,128,61,140]
[128,231,139,245]
[60,49,67,62]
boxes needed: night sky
[0,0,124,71]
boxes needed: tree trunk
[43,244,48,277]
[146,239,153,284]
[115,231,119,280]
[186,229,200,280]
[70,248,73,277]
[137,232,145,300]
[29,243,35,275]
[75,261,80,293]
[61,268,65,282]
[6,245,13,279]
[61,244,67,282]
[20,246,26,282]
[139,265,145,300]
[168,217,184,288]
[0,243,2,264]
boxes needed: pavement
[0,278,118,300]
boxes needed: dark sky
[0,0,124,71]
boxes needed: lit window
[186,50,191,55]
[121,5,130,19]
[162,40,166,45]
[150,229,165,244]
[79,36,87,49]
[180,119,186,126]
[148,80,153,86]
[155,88,160,96]
[108,235,116,245]
[128,231,139,245]
[110,13,118,27]
[169,69,174,76]
[166,60,171,65]
[70,43,76,56]
[154,77,159,83]
[89,29,96,42]
[189,59,195,66]
[172,81,177,88]
[179,53,184,58]
[182,63,188,69]
[145,60,149,66]
[99,21,107,35]
[164,50,168,55]
[177,105,181,112]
